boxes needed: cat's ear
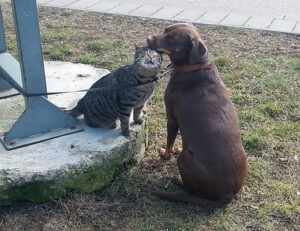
[134,43,141,51]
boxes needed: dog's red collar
[173,63,210,73]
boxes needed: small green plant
[41,31,75,42]
[76,54,98,64]
[49,46,72,60]
[286,59,300,71]
[212,57,233,69]
[87,41,103,52]
[243,134,262,151]
[87,40,125,52]
[261,104,280,118]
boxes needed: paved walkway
[38,0,299,35]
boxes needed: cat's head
[134,44,162,78]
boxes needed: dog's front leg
[161,118,178,160]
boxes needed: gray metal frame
[0,0,83,150]
[0,3,18,97]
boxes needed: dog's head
[147,23,209,66]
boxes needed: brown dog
[147,23,248,207]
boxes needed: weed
[261,104,280,118]
[87,40,125,52]
[41,31,75,42]
[212,57,233,69]
[49,46,72,60]
[243,133,262,151]
[286,59,300,71]
[76,54,98,64]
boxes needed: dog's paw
[159,148,171,160]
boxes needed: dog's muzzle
[147,36,156,48]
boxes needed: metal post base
[1,96,83,150]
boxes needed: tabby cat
[68,45,162,136]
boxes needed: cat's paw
[134,118,144,124]
[121,129,130,137]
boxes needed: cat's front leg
[119,107,131,137]
[133,106,144,124]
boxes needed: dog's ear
[189,38,207,64]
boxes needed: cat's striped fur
[68,45,162,136]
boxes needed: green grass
[261,104,281,118]
[41,31,76,42]
[212,57,233,69]
[286,59,300,71]
[85,39,130,69]
[87,39,125,52]
[49,46,72,60]
[76,54,98,64]
[242,133,262,151]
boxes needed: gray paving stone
[44,0,77,7]
[196,11,229,24]
[174,9,205,22]
[219,13,251,26]
[268,19,297,33]
[108,3,142,15]
[244,16,274,29]
[36,0,54,4]
[284,13,300,21]
[87,1,122,13]
[151,6,184,20]
[66,0,101,10]
[129,4,162,17]
[28,0,300,35]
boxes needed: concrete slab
[66,0,102,10]
[174,9,206,22]
[244,15,274,30]
[44,0,77,8]
[108,2,142,15]
[0,61,147,205]
[86,1,122,13]
[151,6,184,20]
[268,19,297,33]
[7,0,300,35]
[196,10,229,25]
[129,5,162,17]
[220,13,251,27]
[36,0,54,4]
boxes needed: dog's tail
[152,191,232,207]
